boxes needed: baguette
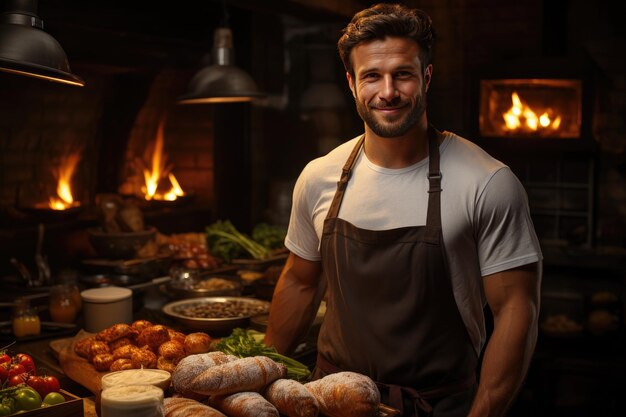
[264,378,319,417]
[304,372,380,417]
[209,392,279,417]
[189,356,287,396]
[172,351,237,395]
[164,397,227,417]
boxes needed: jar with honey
[49,284,79,324]
[12,298,41,338]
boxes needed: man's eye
[363,73,379,79]
[395,71,413,78]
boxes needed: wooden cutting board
[50,330,107,395]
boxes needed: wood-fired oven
[470,66,596,248]
[479,78,582,139]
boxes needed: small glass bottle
[12,298,41,338]
[49,284,78,324]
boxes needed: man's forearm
[265,266,322,354]
[467,303,538,417]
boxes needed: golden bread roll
[265,378,319,417]
[164,397,226,417]
[92,353,115,372]
[109,358,134,372]
[304,372,380,417]
[157,356,179,373]
[131,319,153,333]
[74,336,96,358]
[108,337,133,351]
[172,351,238,395]
[159,340,185,360]
[168,329,187,345]
[210,392,279,417]
[88,341,110,361]
[188,356,287,396]
[112,344,140,360]
[137,325,171,351]
[131,346,157,369]
[96,323,137,343]
[184,332,211,355]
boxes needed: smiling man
[265,3,543,417]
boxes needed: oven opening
[479,79,582,139]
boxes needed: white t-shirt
[285,131,543,355]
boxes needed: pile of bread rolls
[74,320,211,373]
[166,351,382,417]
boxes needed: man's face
[347,37,432,138]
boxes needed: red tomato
[27,375,48,397]
[42,375,60,394]
[8,372,29,387]
[0,362,26,382]
[14,353,36,375]
[0,353,10,364]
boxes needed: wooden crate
[17,389,83,417]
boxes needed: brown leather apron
[315,126,478,416]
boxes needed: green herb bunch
[214,328,311,382]
[206,220,270,263]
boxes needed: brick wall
[0,72,104,212]
[119,69,215,205]
[0,66,215,227]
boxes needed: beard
[355,89,426,138]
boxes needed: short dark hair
[337,3,436,77]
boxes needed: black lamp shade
[177,27,263,104]
[177,64,263,104]
[0,0,84,86]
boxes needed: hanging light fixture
[177,5,262,104]
[0,0,84,86]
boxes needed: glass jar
[12,299,41,338]
[49,284,79,324]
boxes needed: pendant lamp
[177,20,263,104]
[0,0,84,86]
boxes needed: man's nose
[378,75,399,102]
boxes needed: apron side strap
[375,384,433,417]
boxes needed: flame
[503,92,562,133]
[48,153,81,210]
[142,120,185,201]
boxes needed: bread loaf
[209,392,279,417]
[172,351,237,395]
[164,397,227,417]
[304,372,380,417]
[189,356,287,396]
[265,378,319,417]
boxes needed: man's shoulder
[303,135,362,174]
[442,131,508,175]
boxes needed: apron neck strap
[424,124,443,244]
[327,134,365,219]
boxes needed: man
[265,3,542,417]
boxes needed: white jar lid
[81,286,132,303]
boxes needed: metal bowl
[87,227,157,259]
[161,297,270,335]
[164,274,242,299]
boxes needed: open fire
[141,119,186,201]
[45,152,81,210]
[479,79,582,139]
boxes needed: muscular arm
[467,261,542,417]
[264,252,323,355]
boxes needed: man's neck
[363,120,431,169]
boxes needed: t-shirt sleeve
[474,167,543,276]
[284,166,322,261]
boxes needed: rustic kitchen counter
[10,303,319,416]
